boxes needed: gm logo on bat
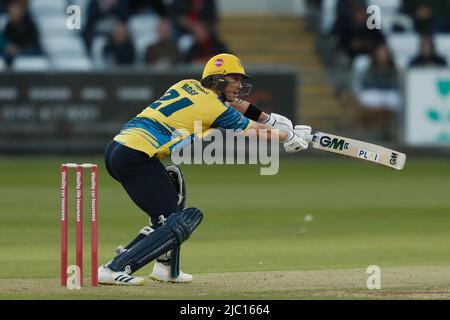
[390,152,398,165]
[319,136,349,151]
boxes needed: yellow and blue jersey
[114,79,251,159]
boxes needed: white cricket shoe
[98,265,145,286]
[149,262,193,283]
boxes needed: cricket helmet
[201,53,250,80]
[201,53,252,101]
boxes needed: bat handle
[305,134,314,142]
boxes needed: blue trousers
[104,140,179,226]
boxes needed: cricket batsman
[97,53,311,285]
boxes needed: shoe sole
[98,279,145,286]
[149,275,192,283]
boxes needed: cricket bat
[306,131,406,170]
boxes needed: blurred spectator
[127,0,167,17]
[103,22,135,66]
[402,0,450,34]
[353,44,401,140]
[83,0,130,50]
[183,22,228,64]
[334,0,366,26]
[0,1,8,14]
[169,0,218,39]
[409,34,448,67]
[3,0,41,66]
[144,19,181,68]
[333,3,385,60]
[0,32,5,56]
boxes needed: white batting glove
[262,113,293,131]
[282,125,312,153]
[294,125,312,141]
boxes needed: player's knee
[107,207,203,274]
[166,207,203,243]
[165,164,187,210]
[138,226,154,236]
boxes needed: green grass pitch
[0,156,449,299]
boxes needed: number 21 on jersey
[148,89,193,117]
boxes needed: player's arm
[212,104,309,153]
[246,121,311,153]
[228,100,293,131]
[247,121,287,141]
[229,100,268,122]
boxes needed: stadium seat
[29,0,65,15]
[71,0,90,7]
[134,34,158,64]
[320,0,338,34]
[379,13,397,35]
[178,34,194,54]
[128,14,159,39]
[351,54,371,93]
[128,14,160,63]
[387,33,420,70]
[387,33,409,50]
[380,13,414,35]
[0,13,7,31]
[91,35,108,68]
[434,34,450,57]
[71,0,90,11]
[352,54,371,74]
[41,36,86,58]
[52,57,92,71]
[392,14,414,32]
[12,56,50,71]
[366,0,401,13]
[71,0,90,28]
[35,15,74,36]
[395,55,415,70]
